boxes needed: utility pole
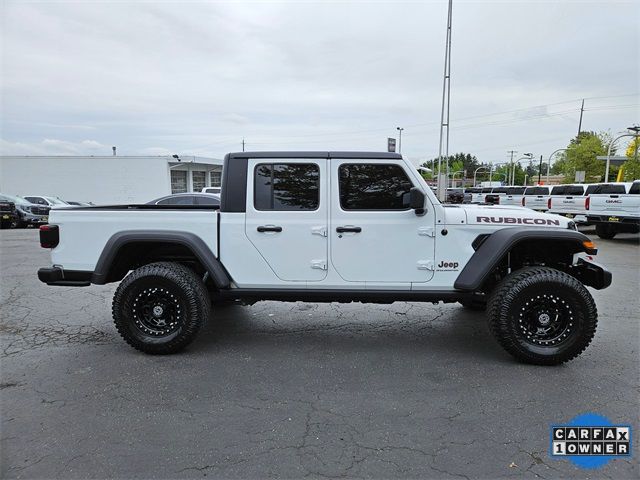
[577,99,585,139]
[242,138,245,152]
[507,150,517,185]
[436,0,453,199]
[538,154,543,184]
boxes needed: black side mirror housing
[409,187,426,216]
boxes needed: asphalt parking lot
[1,228,638,479]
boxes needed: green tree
[556,131,612,182]
[622,137,640,181]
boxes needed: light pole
[524,174,528,186]
[605,126,640,181]
[396,127,404,154]
[451,170,464,187]
[546,148,567,185]
[512,153,533,185]
[473,166,489,187]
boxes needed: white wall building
[0,155,223,204]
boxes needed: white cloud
[0,0,638,163]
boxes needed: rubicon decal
[550,413,632,469]
[477,216,561,226]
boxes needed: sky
[1,0,638,166]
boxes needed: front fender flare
[454,227,594,292]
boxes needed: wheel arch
[92,230,231,289]
[454,227,596,292]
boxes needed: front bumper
[38,266,92,286]
[21,212,48,224]
[571,254,612,290]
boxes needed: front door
[329,160,435,283]
[245,158,328,282]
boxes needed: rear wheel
[487,267,597,365]
[112,262,210,354]
[595,224,617,239]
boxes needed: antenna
[436,0,453,201]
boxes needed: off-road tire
[595,224,617,240]
[112,262,211,354]
[487,267,597,365]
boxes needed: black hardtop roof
[226,151,403,160]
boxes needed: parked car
[23,196,69,208]
[445,188,465,204]
[201,187,221,194]
[486,186,526,206]
[547,184,591,223]
[0,194,49,227]
[586,181,639,239]
[0,196,18,229]
[147,193,220,206]
[521,186,551,211]
[38,150,610,365]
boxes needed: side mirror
[409,187,426,216]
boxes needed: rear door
[245,159,328,282]
[329,160,435,284]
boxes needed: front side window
[254,163,320,211]
[339,163,413,210]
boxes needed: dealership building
[0,155,223,204]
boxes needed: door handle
[257,225,282,233]
[336,226,362,233]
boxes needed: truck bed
[48,205,219,272]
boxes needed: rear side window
[524,187,550,195]
[628,182,640,195]
[587,184,627,194]
[197,196,220,206]
[158,195,196,205]
[339,164,413,210]
[254,163,320,211]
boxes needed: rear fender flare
[92,230,231,289]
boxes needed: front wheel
[595,224,617,239]
[487,267,597,365]
[112,262,211,354]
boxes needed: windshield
[0,194,31,205]
[45,197,67,205]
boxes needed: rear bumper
[586,215,640,226]
[38,267,92,286]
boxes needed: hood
[444,204,572,228]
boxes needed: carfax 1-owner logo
[550,413,632,469]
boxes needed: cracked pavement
[1,228,638,479]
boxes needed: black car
[147,193,220,206]
[0,197,18,229]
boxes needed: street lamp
[473,166,489,187]
[546,148,567,184]
[451,170,464,187]
[396,127,404,154]
[605,126,640,181]
[512,153,533,185]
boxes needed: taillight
[521,197,525,206]
[585,196,590,210]
[496,196,500,204]
[548,198,552,209]
[39,224,59,248]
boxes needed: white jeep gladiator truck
[586,180,640,239]
[38,151,611,365]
